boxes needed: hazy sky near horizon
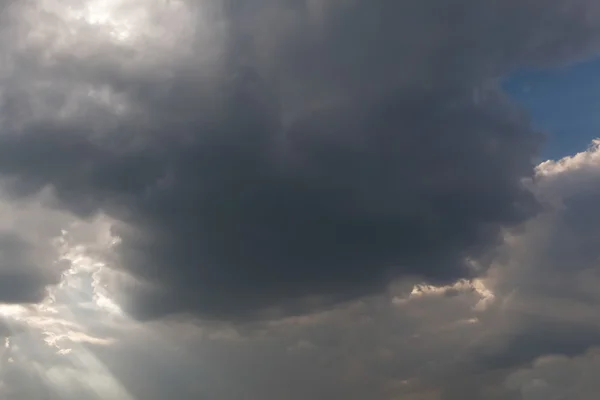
[1,1,600,399]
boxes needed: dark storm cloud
[2,0,600,320]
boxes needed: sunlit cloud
[1,0,600,398]
[21,0,212,53]
[0,208,144,399]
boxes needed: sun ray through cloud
[2,0,600,398]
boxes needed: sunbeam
[0,217,140,399]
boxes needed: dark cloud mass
[1,0,600,320]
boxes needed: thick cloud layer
[3,1,600,399]
[0,193,71,304]
[0,135,600,398]
[451,140,600,380]
[1,0,600,320]
[506,349,600,400]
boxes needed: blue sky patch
[503,57,600,160]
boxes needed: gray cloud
[0,233,53,304]
[0,0,544,321]
[3,140,600,400]
[0,193,72,305]
[2,2,600,398]
[505,348,600,400]
[0,0,599,322]
[456,141,600,380]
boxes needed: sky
[504,57,600,160]
[0,1,600,399]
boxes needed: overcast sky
[1,1,600,399]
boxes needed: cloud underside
[2,2,600,397]
[0,0,600,400]
[3,0,599,320]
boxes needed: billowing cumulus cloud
[1,135,600,400]
[471,141,600,369]
[3,0,598,320]
[2,1,600,398]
